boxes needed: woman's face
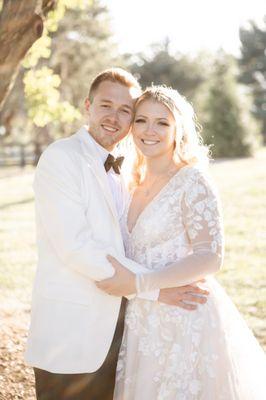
[132,99,177,159]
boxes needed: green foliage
[49,1,123,110]
[12,0,122,134]
[22,0,91,129]
[238,17,266,141]
[23,34,52,68]
[202,53,260,158]
[127,42,260,158]
[23,67,81,127]
[23,0,88,68]
[1,0,121,143]
[128,39,205,102]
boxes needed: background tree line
[0,0,265,160]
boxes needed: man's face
[85,81,136,151]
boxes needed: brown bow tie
[104,154,124,174]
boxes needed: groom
[25,68,208,399]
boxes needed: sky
[107,0,265,56]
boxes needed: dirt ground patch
[0,302,35,400]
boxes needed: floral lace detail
[114,166,266,400]
[182,169,223,256]
[115,290,232,400]
[124,167,222,265]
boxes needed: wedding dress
[114,165,266,400]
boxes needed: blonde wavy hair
[128,85,210,189]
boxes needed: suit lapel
[76,127,119,223]
[87,154,119,221]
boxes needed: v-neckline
[126,165,190,235]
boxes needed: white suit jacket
[25,127,158,373]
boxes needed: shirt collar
[83,125,110,164]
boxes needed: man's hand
[159,283,209,310]
[96,255,136,296]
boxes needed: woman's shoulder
[183,163,207,176]
[181,164,214,183]
[174,164,208,184]
[176,164,217,195]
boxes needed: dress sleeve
[135,168,224,292]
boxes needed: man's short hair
[88,67,141,102]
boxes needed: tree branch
[0,0,57,110]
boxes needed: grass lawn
[0,166,36,305]
[212,150,266,346]
[0,150,265,398]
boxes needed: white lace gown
[114,166,266,400]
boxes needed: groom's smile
[101,123,119,135]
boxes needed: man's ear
[85,97,91,112]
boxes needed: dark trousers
[34,299,126,400]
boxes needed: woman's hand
[96,255,136,297]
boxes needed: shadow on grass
[0,197,34,210]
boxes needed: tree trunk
[0,0,57,111]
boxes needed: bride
[97,86,266,399]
